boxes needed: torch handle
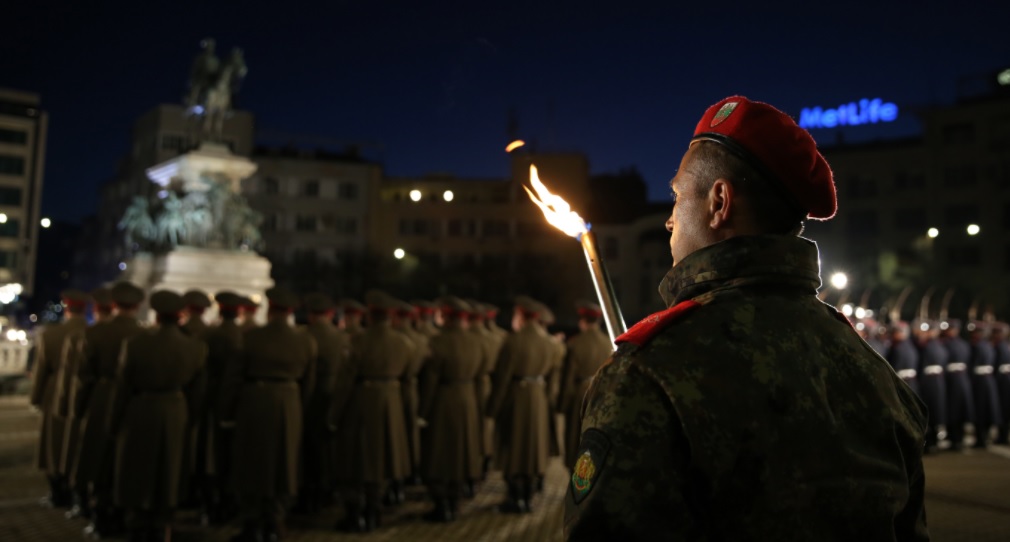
[580,231,627,349]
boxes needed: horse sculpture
[185,41,247,142]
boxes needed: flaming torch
[523,165,626,349]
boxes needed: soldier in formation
[913,320,948,453]
[487,296,557,514]
[76,282,147,538]
[418,296,483,522]
[295,292,350,515]
[221,287,316,542]
[333,291,412,532]
[110,290,207,541]
[30,290,90,509]
[33,280,603,539]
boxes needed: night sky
[5,1,1010,223]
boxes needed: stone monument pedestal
[121,247,273,324]
[115,140,272,324]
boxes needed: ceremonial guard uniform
[332,293,413,532]
[481,304,508,471]
[565,96,926,540]
[418,297,483,522]
[914,321,948,452]
[968,323,1000,449]
[296,292,351,514]
[887,322,921,396]
[466,301,501,480]
[64,288,114,520]
[109,291,207,541]
[179,289,211,505]
[487,296,557,513]
[559,302,612,468]
[942,320,974,451]
[220,287,316,541]
[75,282,147,538]
[195,291,245,522]
[992,323,1010,444]
[31,289,90,508]
[393,300,429,489]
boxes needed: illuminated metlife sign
[798,98,899,129]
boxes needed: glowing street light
[854,307,867,319]
[505,139,526,153]
[443,190,454,202]
[0,214,7,224]
[41,218,52,228]
[830,272,848,290]
[999,68,1010,87]
[927,227,939,238]
[966,224,980,236]
[393,248,406,260]
[409,190,422,202]
[841,304,854,317]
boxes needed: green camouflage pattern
[565,235,928,541]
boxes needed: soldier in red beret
[565,96,928,540]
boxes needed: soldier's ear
[707,178,734,230]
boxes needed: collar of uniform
[659,234,822,308]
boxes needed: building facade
[805,83,1010,319]
[244,146,380,297]
[0,88,46,298]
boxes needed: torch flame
[523,165,588,238]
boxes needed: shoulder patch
[615,300,701,347]
[569,428,610,504]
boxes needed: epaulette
[615,300,702,347]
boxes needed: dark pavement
[1,393,1009,541]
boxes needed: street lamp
[0,214,7,224]
[443,190,454,202]
[409,190,422,202]
[830,272,848,290]
[927,227,939,238]
[393,248,405,260]
[966,224,980,236]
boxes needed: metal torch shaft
[580,230,627,349]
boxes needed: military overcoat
[220,319,316,498]
[30,316,88,475]
[73,315,145,487]
[487,322,556,478]
[333,322,413,485]
[419,321,483,482]
[302,319,350,486]
[110,325,207,508]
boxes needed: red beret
[692,96,836,220]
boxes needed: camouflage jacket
[565,235,928,541]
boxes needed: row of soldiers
[854,317,1010,451]
[30,283,614,541]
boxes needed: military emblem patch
[710,101,739,127]
[569,428,610,504]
